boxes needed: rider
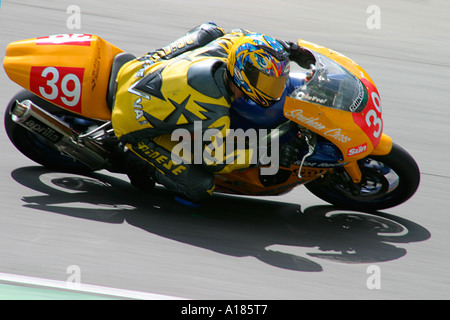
[111,22,315,206]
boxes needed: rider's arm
[141,22,225,61]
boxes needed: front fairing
[284,41,384,162]
[217,40,388,194]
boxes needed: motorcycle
[3,33,420,211]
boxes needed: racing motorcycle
[3,33,420,211]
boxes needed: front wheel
[304,143,420,211]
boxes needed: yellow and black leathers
[111,30,255,201]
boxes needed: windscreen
[289,53,368,112]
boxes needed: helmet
[227,33,290,107]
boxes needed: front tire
[304,143,420,211]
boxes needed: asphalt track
[0,0,449,301]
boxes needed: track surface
[0,0,449,300]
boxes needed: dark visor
[245,62,289,100]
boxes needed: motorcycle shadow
[11,166,431,272]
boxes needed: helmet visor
[245,62,289,100]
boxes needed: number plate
[30,66,85,113]
[352,78,383,148]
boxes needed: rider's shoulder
[187,58,229,100]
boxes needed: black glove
[279,40,316,69]
[279,143,300,168]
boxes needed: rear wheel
[304,143,420,211]
[4,90,96,172]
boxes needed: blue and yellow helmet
[227,33,290,107]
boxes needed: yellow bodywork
[3,34,123,120]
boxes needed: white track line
[0,272,187,300]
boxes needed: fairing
[284,40,389,163]
[3,34,123,120]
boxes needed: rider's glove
[279,40,316,69]
[279,135,303,168]
[279,143,299,168]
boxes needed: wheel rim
[334,159,400,201]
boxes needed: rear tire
[4,90,94,172]
[304,143,420,211]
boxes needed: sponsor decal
[285,109,351,143]
[36,34,92,46]
[23,116,63,144]
[324,128,351,143]
[284,109,326,131]
[347,143,368,157]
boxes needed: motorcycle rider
[111,22,315,206]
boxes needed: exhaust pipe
[11,99,109,170]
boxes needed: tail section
[3,34,123,120]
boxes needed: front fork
[344,133,393,183]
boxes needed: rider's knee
[154,164,215,202]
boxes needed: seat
[106,52,136,110]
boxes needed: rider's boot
[123,148,156,190]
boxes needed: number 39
[365,92,382,138]
[39,67,81,107]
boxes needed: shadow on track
[11,166,431,272]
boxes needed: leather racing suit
[111,23,256,203]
